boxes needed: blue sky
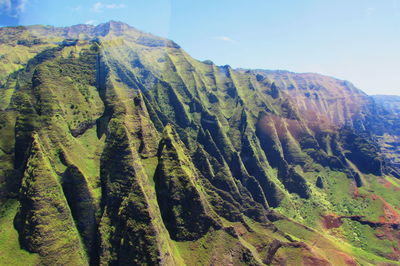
[1,0,399,95]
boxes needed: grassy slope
[0,200,39,265]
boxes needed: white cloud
[0,0,27,17]
[16,0,27,13]
[366,7,375,16]
[85,20,97,25]
[0,0,12,12]
[214,36,238,44]
[69,5,82,12]
[92,2,126,13]
[92,2,103,13]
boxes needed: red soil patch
[383,180,392,188]
[378,216,387,223]
[322,214,343,229]
[378,178,393,189]
[303,255,330,266]
[351,185,359,198]
[351,184,367,199]
[335,252,357,266]
[370,193,379,200]
[322,214,366,230]
[375,195,400,224]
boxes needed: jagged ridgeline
[1,21,400,265]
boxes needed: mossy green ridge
[154,124,219,240]
[0,21,400,265]
[15,136,88,265]
[98,118,160,265]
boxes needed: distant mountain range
[1,21,400,265]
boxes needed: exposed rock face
[316,176,324,188]
[371,95,400,170]
[0,21,400,265]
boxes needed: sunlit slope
[0,21,399,265]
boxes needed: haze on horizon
[1,0,399,96]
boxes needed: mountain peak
[93,20,133,36]
[0,21,180,49]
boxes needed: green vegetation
[0,200,39,265]
[0,21,399,265]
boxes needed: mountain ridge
[0,21,400,265]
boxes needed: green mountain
[1,21,400,265]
